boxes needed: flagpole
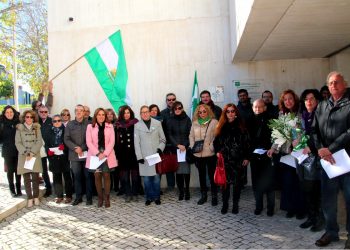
[49,54,85,82]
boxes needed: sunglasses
[175,107,183,111]
[198,110,207,115]
[39,111,48,114]
[53,120,62,123]
[25,116,33,119]
[226,110,236,114]
[61,113,70,116]
[167,98,176,102]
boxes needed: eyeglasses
[61,113,70,116]
[226,109,236,114]
[175,107,183,111]
[25,116,33,119]
[52,120,62,123]
[39,111,48,114]
[167,98,176,102]
[141,111,149,114]
[198,110,207,115]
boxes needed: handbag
[191,120,211,154]
[192,140,204,153]
[214,153,226,188]
[156,153,178,174]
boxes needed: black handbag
[191,120,211,154]
[192,140,204,153]
[185,148,196,164]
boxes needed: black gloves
[157,148,162,155]
[137,159,145,164]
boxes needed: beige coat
[15,123,43,174]
[189,119,218,158]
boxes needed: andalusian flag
[84,30,131,111]
[190,71,199,119]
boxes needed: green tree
[0,75,13,98]
[0,0,48,97]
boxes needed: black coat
[214,120,250,183]
[40,117,53,146]
[45,125,70,173]
[166,112,192,154]
[115,119,138,170]
[250,112,272,153]
[0,117,19,158]
[311,89,350,155]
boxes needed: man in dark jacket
[311,71,350,248]
[38,105,53,197]
[199,90,222,120]
[160,93,177,190]
[262,90,279,119]
[64,104,92,206]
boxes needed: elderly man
[311,71,350,248]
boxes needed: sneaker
[27,199,33,208]
[34,198,40,206]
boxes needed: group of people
[0,71,349,248]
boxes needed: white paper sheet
[291,149,308,164]
[89,156,107,170]
[49,147,64,156]
[177,149,186,162]
[24,157,36,170]
[78,151,88,159]
[253,148,267,155]
[320,149,350,179]
[145,153,161,166]
[280,154,297,168]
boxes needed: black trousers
[53,171,73,198]
[5,156,21,192]
[41,157,52,190]
[250,155,275,212]
[120,169,139,196]
[195,155,217,194]
[301,179,322,221]
[176,174,190,192]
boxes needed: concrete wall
[330,47,350,81]
[48,0,333,187]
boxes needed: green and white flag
[190,71,199,119]
[84,30,130,111]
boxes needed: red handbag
[156,153,178,174]
[214,153,226,188]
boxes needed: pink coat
[85,123,118,169]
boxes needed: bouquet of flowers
[268,113,302,150]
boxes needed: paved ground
[0,157,347,249]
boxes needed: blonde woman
[189,104,218,206]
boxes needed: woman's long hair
[118,105,135,122]
[2,105,20,122]
[92,108,107,127]
[215,103,245,137]
[278,89,299,114]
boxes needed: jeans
[321,170,350,238]
[70,161,92,201]
[23,173,39,199]
[195,156,217,194]
[53,172,73,198]
[143,175,160,201]
[41,157,52,190]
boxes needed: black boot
[178,191,184,201]
[232,202,239,214]
[197,192,207,205]
[16,182,22,196]
[9,183,17,197]
[221,202,228,214]
[211,192,218,206]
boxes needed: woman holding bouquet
[296,89,324,231]
[46,115,73,203]
[213,104,250,214]
[267,89,306,219]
